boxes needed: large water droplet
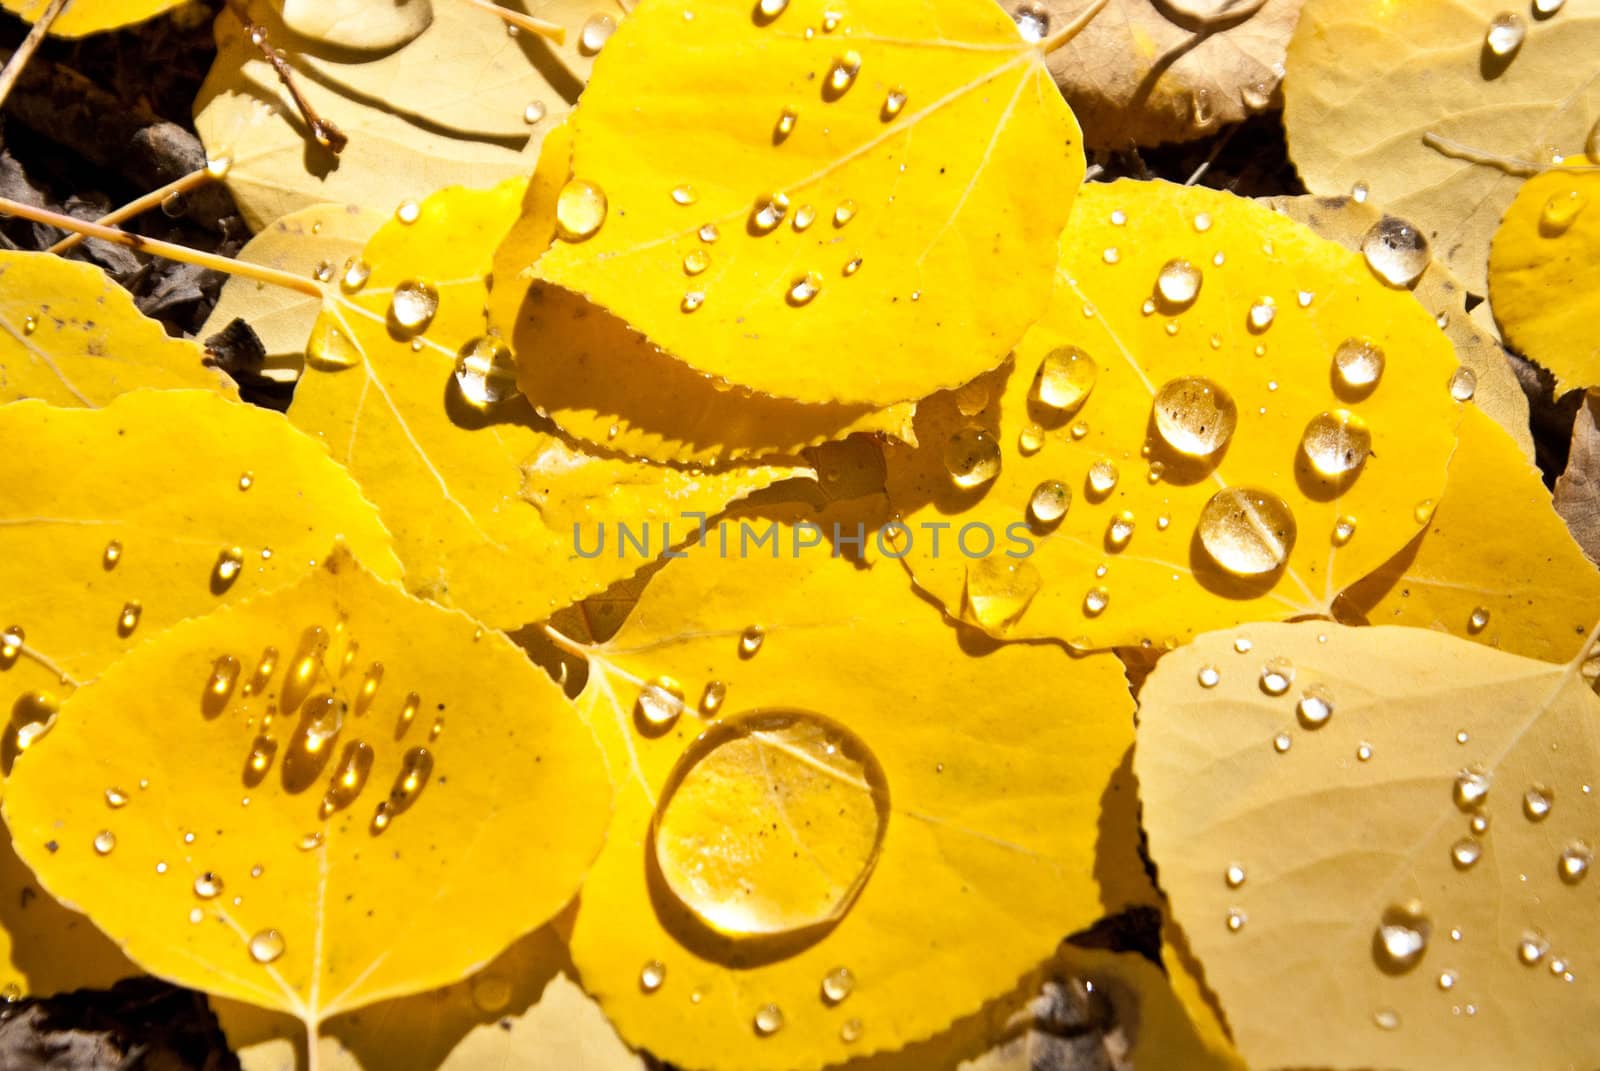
[281,626,328,714]
[208,654,241,708]
[340,257,371,293]
[943,426,1001,490]
[964,557,1041,632]
[1028,480,1071,526]
[578,13,616,53]
[1155,259,1202,309]
[1012,1,1048,41]
[1031,347,1097,413]
[444,336,519,410]
[389,281,439,334]
[556,180,607,241]
[1332,337,1385,396]
[1362,217,1430,287]
[754,1003,785,1036]
[1300,410,1372,477]
[249,928,286,964]
[636,677,685,729]
[821,966,855,1003]
[651,710,888,939]
[1197,488,1296,576]
[1485,11,1526,55]
[1106,511,1135,549]
[321,740,375,816]
[1374,902,1431,973]
[1197,665,1221,688]
[1153,377,1237,457]
[194,871,224,899]
[1559,840,1591,883]
[1448,367,1477,402]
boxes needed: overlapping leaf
[289,179,809,626]
[530,0,1086,406]
[488,122,916,464]
[1488,157,1600,395]
[4,548,612,1025]
[279,0,435,51]
[1137,620,1600,1070]
[1555,393,1600,563]
[0,0,183,35]
[1,250,234,406]
[556,510,1134,1071]
[884,180,1461,648]
[1283,0,1600,292]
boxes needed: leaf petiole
[459,0,568,45]
[1039,0,1110,55]
[48,167,215,255]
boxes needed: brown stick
[0,0,70,115]
[240,18,348,154]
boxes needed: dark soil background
[0,4,1581,1068]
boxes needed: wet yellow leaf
[290,180,809,626]
[0,390,399,743]
[2,547,611,1029]
[0,0,183,35]
[1270,194,1535,462]
[194,0,568,230]
[1283,0,1600,293]
[489,122,916,464]
[554,511,1134,1071]
[217,927,645,1071]
[1136,620,1600,1071]
[884,180,1461,649]
[530,0,1085,406]
[201,204,387,381]
[1024,0,1302,148]
[1341,406,1600,664]
[1,251,234,406]
[1489,157,1600,396]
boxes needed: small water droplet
[1333,515,1357,545]
[840,1018,863,1043]
[1247,298,1276,331]
[1541,189,1588,234]
[389,280,440,334]
[637,677,685,729]
[340,257,371,293]
[1028,480,1071,526]
[1524,784,1553,821]
[670,184,697,206]
[102,540,123,569]
[1452,837,1483,869]
[1012,0,1048,41]
[1468,606,1490,633]
[249,929,285,964]
[1197,665,1221,688]
[1226,908,1247,932]
[523,100,547,124]
[757,0,789,15]
[774,107,798,141]
[1362,217,1430,287]
[104,786,129,809]
[1534,0,1565,12]
[1153,377,1237,457]
[787,272,822,306]
[1272,731,1292,753]
[1448,367,1477,401]
[395,199,421,225]
[1373,1008,1401,1031]
[1198,488,1296,576]
[751,192,791,233]
[1375,901,1431,972]
[833,199,857,227]
[208,654,240,705]
[739,626,766,657]
[1081,460,1117,498]
[1471,813,1490,835]
[194,871,224,899]
[1224,863,1246,888]
[297,832,324,851]
[453,337,518,409]
[827,51,861,94]
[1102,247,1121,265]
[1485,11,1526,55]
[1259,658,1294,696]
[698,223,720,244]
[1559,840,1591,883]
[754,1003,785,1036]
[1518,929,1549,966]
[117,600,142,636]
[640,960,666,992]
[943,426,1001,490]
[1296,685,1333,728]
[93,830,116,855]
[579,13,616,53]
[700,680,726,716]
[821,966,855,1003]
[882,87,907,120]
[1355,742,1374,761]
[556,180,608,241]
[1083,587,1110,616]
[471,974,513,1012]
[321,740,375,817]
[1107,511,1135,549]
[682,291,706,313]
[1300,409,1372,477]
[843,255,863,276]
[0,624,22,664]
[1156,259,1202,309]
[1454,767,1491,810]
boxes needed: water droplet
[833,200,857,227]
[102,540,123,569]
[1357,742,1374,761]
[1540,189,1587,234]
[1226,908,1247,932]
[389,280,440,334]
[1087,459,1118,496]
[523,100,547,124]
[194,871,224,899]
[1272,732,1292,753]
[670,184,697,206]
[1012,0,1048,41]
[93,830,116,855]
[1031,346,1097,414]
[249,929,285,964]
[1156,259,1202,309]
[1107,511,1135,549]
[340,257,371,293]
[682,291,705,313]
[209,654,241,704]
[843,255,863,276]
[320,740,375,817]
[840,1018,863,1043]
[1083,587,1110,616]
[1197,665,1221,688]
[1461,605,1492,635]
[751,192,791,233]
[0,624,22,665]
[1259,658,1294,696]
[1534,0,1565,12]
[1471,813,1490,835]
[1101,247,1121,265]
[1454,767,1491,810]
[637,677,685,729]
[1452,837,1483,869]
[821,966,855,1004]
[1153,377,1237,457]
[1485,11,1526,55]
[470,974,512,1013]
[1028,480,1071,526]
[943,426,1001,490]
[1296,685,1333,728]
[395,199,420,225]
[556,180,607,241]
[1518,929,1549,965]
[1362,217,1430,287]
[245,734,278,784]
[1197,488,1296,576]
[1448,367,1477,402]
[757,0,788,16]
[1559,840,1591,883]
[579,13,616,52]
[787,272,822,306]
[453,337,518,409]
[754,1003,785,1036]
[964,558,1042,632]
[1524,784,1553,821]
[104,786,129,809]
[700,680,726,716]
[882,87,907,119]
[1300,410,1372,477]
[117,600,142,636]
[698,223,720,244]
[739,626,765,657]
[827,51,861,95]
[774,107,797,141]
[653,711,887,939]
[1224,863,1246,888]
[1247,298,1276,331]
[1375,902,1431,972]
[1373,1008,1401,1031]
[21,314,37,335]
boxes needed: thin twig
[1185,122,1240,186]
[49,168,214,254]
[459,0,567,44]
[243,19,348,154]
[0,195,324,297]
[0,0,71,114]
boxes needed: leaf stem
[1039,0,1109,55]
[48,167,214,255]
[240,14,348,154]
[459,0,567,45]
[541,623,593,662]
[0,0,70,114]
[0,195,325,297]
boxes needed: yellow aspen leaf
[489,122,916,464]
[1136,620,1600,1071]
[1283,0,1600,293]
[1,251,234,406]
[0,390,399,742]
[1270,194,1535,463]
[2,547,611,1030]
[201,204,387,381]
[1026,0,1302,148]
[0,0,183,36]
[290,180,810,626]
[529,0,1086,406]
[217,928,646,1071]
[884,180,1461,649]
[0,834,135,998]
[194,0,567,230]
[554,512,1134,1071]
[1555,393,1600,563]
[1341,406,1600,664]
[1488,157,1600,395]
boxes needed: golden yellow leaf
[1,251,234,406]
[1488,157,1600,395]
[0,390,399,742]
[530,0,1085,406]
[217,927,645,1071]
[290,180,810,626]
[0,0,183,36]
[1341,406,1600,664]
[193,0,568,230]
[0,833,135,998]
[2,547,611,1030]
[553,511,1134,1071]
[489,121,917,464]
[1024,0,1302,148]
[1270,194,1535,462]
[1136,620,1600,1070]
[200,204,387,381]
[884,180,1461,648]
[1555,392,1600,564]
[1283,0,1600,293]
